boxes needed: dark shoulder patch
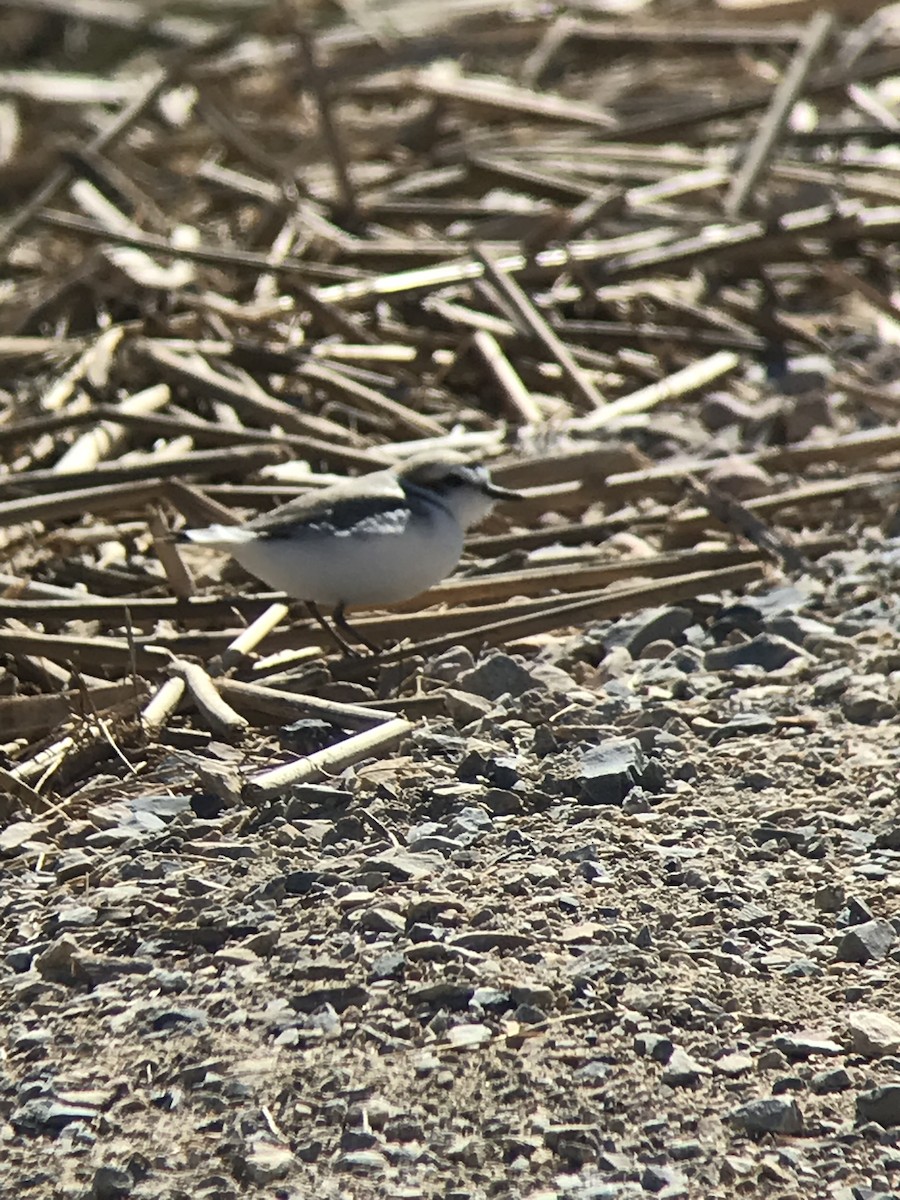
[258,494,411,540]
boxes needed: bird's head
[399,453,523,529]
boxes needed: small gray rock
[661,1047,703,1087]
[337,1149,387,1171]
[573,1060,610,1086]
[843,896,876,926]
[814,883,846,913]
[603,607,693,657]
[511,983,555,1009]
[731,1096,803,1135]
[242,1141,294,1185]
[444,689,492,723]
[707,713,777,745]
[813,667,853,701]
[704,634,802,672]
[766,614,841,651]
[856,1084,900,1127]
[457,748,521,788]
[33,936,87,985]
[368,951,405,982]
[634,1033,673,1063]
[427,645,476,681]
[514,1003,548,1025]
[579,738,658,805]
[706,458,772,500]
[90,1166,132,1200]
[835,919,895,964]
[715,1052,753,1076]
[641,1163,685,1194]
[701,390,758,431]
[811,1067,852,1094]
[457,653,537,700]
[847,1010,900,1057]
[841,688,896,724]
[773,1032,842,1060]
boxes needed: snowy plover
[180,453,523,654]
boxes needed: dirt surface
[4,551,900,1200]
[2,2,900,1199]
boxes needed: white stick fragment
[221,603,290,670]
[568,351,740,432]
[174,661,249,739]
[54,383,171,474]
[244,717,413,802]
[142,676,186,732]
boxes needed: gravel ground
[3,539,900,1200]
[3,4,900,1198]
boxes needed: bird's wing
[245,469,408,538]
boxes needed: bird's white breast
[221,506,465,606]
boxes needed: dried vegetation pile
[2,0,900,803]
[3,4,900,1199]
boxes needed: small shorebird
[180,453,523,654]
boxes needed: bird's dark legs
[334,602,382,655]
[304,600,359,657]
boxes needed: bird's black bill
[484,482,525,501]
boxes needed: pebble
[511,983,555,1009]
[444,689,493,722]
[446,1022,489,1051]
[579,738,656,805]
[241,1141,294,1185]
[634,1033,673,1063]
[543,1123,601,1164]
[811,1067,853,1094]
[279,718,343,753]
[843,896,876,925]
[815,883,846,913]
[730,1097,804,1135]
[856,1085,900,1128]
[846,1010,900,1057]
[767,613,844,651]
[368,951,405,981]
[427,646,476,681]
[704,634,803,672]
[573,1061,610,1086]
[337,1150,386,1172]
[33,936,87,985]
[707,713,778,745]
[358,907,406,935]
[706,458,772,500]
[12,1098,98,1134]
[835,919,895,963]
[701,390,759,430]
[661,1048,703,1087]
[601,607,694,657]
[514,1003,547,1025]
[715,1053,754,1076]
[841,688,896,724]
[813,666,854,700]
[641,1163,686,1194]
[772,1074,804,1095]
[773,1032,843,1060]
[458,747,521,788]
[457,653,538,700]
[89,1166,133,1200]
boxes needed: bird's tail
[181,524,258,550]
